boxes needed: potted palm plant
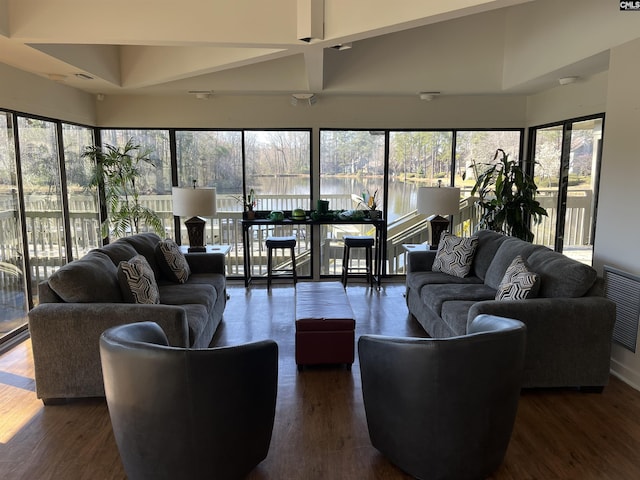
[82,139,164,238]
[469,149,547,242]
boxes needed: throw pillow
[156,238,191,283]
[432,232,479,278]
[495,255,540,300]
[117,255,160,304]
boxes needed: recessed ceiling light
[558,76,579,85]
[188,90,213,99]
[419,92,440,101]
[291,93,317,106]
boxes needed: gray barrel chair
[358,314,527,480]
[99,321,278,480]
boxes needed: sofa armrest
[467,296,616,331]
[185,252,226,275]
[468,296,616,387]
[407,250,437,273]
[28,302,191,400]
[29,303,190,347]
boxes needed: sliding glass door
[530,115,604,265]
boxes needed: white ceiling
[0,0,628,99]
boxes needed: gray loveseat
[28,233,226,404]
[406,229,616,390]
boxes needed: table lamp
[416,182,460,249]
[172,182,217,252]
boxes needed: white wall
[526,71,608,127]
[95,93,527,130]
[0,63,96,124]
[593,38,640,390]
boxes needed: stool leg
[342,245,349,287]
[267,247,273,290]
[366,245,373,286]
[291,247,297,285]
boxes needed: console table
[241,215,386,287]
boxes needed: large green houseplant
[469,148,547,242]
[82,139,163,238]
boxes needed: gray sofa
[406,229,616,390]
[28,233,226,404]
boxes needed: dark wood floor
[2,281,640,479]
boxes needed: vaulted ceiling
[0,0,631,99]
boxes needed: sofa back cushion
[471,230,510,281]
[119,233,162,279]
[526,248,597,298]
[97,242,138,266]
[484,237,541,290]
[48,250,123,303]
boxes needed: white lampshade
[172,187,217,218]
[416,186,460,216]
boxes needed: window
[100,129,172,239]
[245,130,312,277]
[62,123,99,259]
[0,112,27,343]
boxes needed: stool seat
[344,235,375,248]
[266,236,296,248]
[266,236,297,289]
[342,235,375,287]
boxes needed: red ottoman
[295,282,356,369]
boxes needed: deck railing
[0,189,595,291]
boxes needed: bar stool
[341,235,375,287]
[266,236,297,289]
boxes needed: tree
[82,139,164,238]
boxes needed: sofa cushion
[432,233,478,278]
[526,248,597,298]
[156,239,191,283]
[406,271,483,293]
[158,283,217,312]
[440,300,477,336]
[119,232,162,279]
[117,255,160,304]
[471,230,510,281]
[484,237,542,290]
[495,255,540,300]
[48,250,123,303]
[97,242,138,266]
[420,283,496,316]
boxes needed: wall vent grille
[604,265,640,353]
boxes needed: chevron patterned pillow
[117,255,160,304]
[432,232,478,278]
[156,238,191,283]
[495,255,539,300]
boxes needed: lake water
[252,176,420,223]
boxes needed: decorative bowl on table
[269,210,285,221]
[291,208,306,221]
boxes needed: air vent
[604,265,640,352]
[75,73,94,80]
